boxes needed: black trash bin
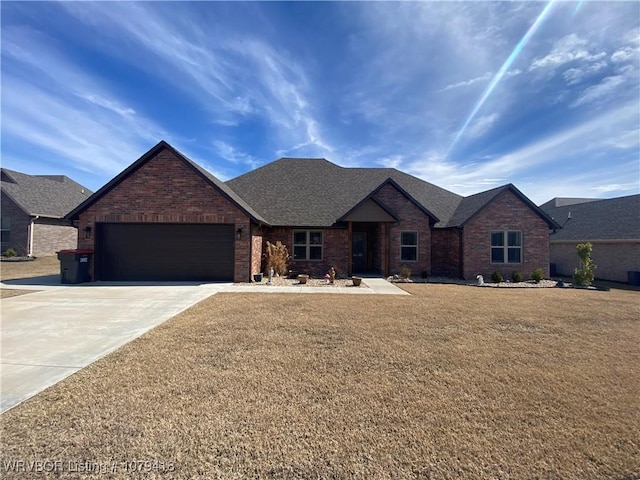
[57,249,94,284]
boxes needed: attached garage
[95,223,235,281]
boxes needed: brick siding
[550,241,640,283]
[431,228,462,277]
[372,183,432,277]
[462,189,550,280]
[262,227,349,278]
[77,148,252,281]
[1,193,30,256]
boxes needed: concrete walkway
[0,277,407,413]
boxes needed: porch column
[384,223,390,277]
[347,221,353,276]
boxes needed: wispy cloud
[571,69,633,107]
[466,113,500,139]
[562,61,607,85]
[60,2,333,157]
[440,72,492,91]
[530,33,606,71]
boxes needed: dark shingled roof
[1,168,92,218]
[227,158,558,229]
[67,141,267,224]
[540,194,640,241]
[226,158,464,227]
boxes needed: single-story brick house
[540,195,640,283]
[67,141,560,282]
[1,168,91,257]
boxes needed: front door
[352,232,367,273]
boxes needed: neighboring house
[540,195,640,283]
[67,141,559,282]
[1,169,92,257]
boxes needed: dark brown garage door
[95,223,234,281]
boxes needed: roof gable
[341,197,398,223]
[1,168,91,218]
[445,184,560,229]
[67,141,266,224]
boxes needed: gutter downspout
[28,215,39,257]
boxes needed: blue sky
[2,1,639,205]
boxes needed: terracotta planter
[352,276,362,287]
[298,274,309,284]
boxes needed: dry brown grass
[1,286,638,479]
[0,289,37,299]
[0,256,59,281]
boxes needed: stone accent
[250,226,264,278]
[462,189,550,280]
[77,148,252,282]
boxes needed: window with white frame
[0,218,10,247]
[293,230,323,260]
[400,231,418,262]
[491,231,522,264]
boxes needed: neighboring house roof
[227,157,558,229]
[66,141,267,224]
[540,197,601,208]
[1,168,91,218]
[540,194,640,241]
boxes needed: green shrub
[2,248,17,257]
[400,264,412,279]
[491,271,504,283]
[573,242,596,286]
[512,271,523,283]
[531,268,543,283]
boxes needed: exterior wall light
[84,226,92,239]
[236,228,242,240]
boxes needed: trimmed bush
[512,271,523,283]
[491,271,504,283]
[531,268,543,283]
[2,248,17,258]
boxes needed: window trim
[490,230,522,264]
[400,230,418,262]
[292,230,323,261]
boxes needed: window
[401,231,418,262]
[0,218,10,246]
[293,230,323,260]
[491,231,521,264]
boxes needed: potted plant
[253,273,263,282]
[298,274,309,284]
[352,276,362,287]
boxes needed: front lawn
[1,285,638,479]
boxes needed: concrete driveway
[1,280,228,413]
